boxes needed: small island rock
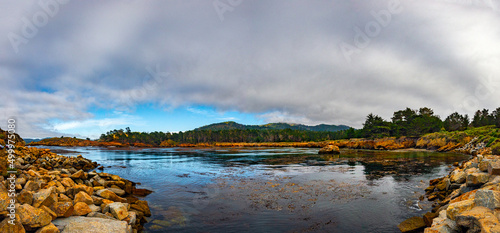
[318,145,340,154]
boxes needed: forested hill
[30,106,500,147]
[195,121,350,132]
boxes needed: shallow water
[38,146,469,233]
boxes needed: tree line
[99,107,500,145]
[361,107,500,138]
[99,127,357,145]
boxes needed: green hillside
[195,121,350,132]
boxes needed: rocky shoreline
[1,146,152,233]
[397,138,500,233]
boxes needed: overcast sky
[1,0,500,138]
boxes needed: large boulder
[18,204,52,229]
[488,161,500,176]
[479,160,490,172]
[424,224,456,233]
[0,187,9,215]
[88,204,101,213]
[466,173,489,187]
[74,191,93,205]
[91,195,103,205]
[450,170,466,184]
[73,202,92,216]
[101,199,114,213]
[24,180,40,192]
[398,216,426,233]
[126,211,137,226]
[52,216,131,233]
[474,189,500,209]
[40,205,57,221]
[70,170,86,179]
[424,210,458,233]
[447,199,475,221]
[16,189,33,205]
[107,188,125,197]
[52,202,74,218]
[73,184,94,196]
[318,145,340,154]
[96,189,126,202]
[108,202,129,220]
[60,178,75,188]
[87,212,116,220]
[0,214,25,233]
[33,187,58,208]
[456,206,500,233]
[35,223,60,233]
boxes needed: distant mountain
[195,121,350,132]
[23,138,45,144]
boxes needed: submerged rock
[423,212,439,227]
[398,216,426,233]
[130,200,151,217]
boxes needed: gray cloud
[1,0,500,138]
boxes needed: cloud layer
[1,0,500,138]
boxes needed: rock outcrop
[398,216,426,232]
[318,145,340,154]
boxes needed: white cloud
[1,0,500,137]
[49,113,140,139]
[52,117,134,131]
[186,107,211,116]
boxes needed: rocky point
[1,145,152,233]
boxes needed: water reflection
[35,146,469,233]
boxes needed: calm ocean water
[37,146,469,233]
